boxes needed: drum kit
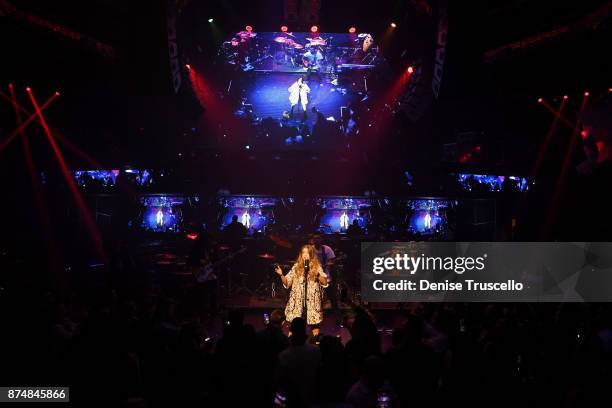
[222,28,338,71]
[272,35,330,69]
[157,236,357,306]
[222,29,377,73]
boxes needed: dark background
[1,0,611,249]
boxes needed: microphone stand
[303,260,309,322]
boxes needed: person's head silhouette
[289,317,307,345]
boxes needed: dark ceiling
[0,0,609,171]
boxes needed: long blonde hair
[294,245,320,282]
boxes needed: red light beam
[27,89,107,260]
[530,97,567,179]
[1,89,105,169]
[0,91,59,151]
[8,84,64,281]
[538,98,580,133]
[542,92,590,236]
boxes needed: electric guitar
[194,247,247,283]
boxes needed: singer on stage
[288,76,310,117]
[275,245,328,329]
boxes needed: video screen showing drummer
[302,37,327,71]
[273,34,328,72]
[302,46,324,71]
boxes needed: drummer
[302,46,324,70]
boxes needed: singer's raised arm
[281,265,295,289]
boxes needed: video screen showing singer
[275,245,328,330]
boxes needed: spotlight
[208,18,214,23]
[537,98,543,103]
[390,22,397,28]
[245,25,253,32]
[407,66,414,74]
[348,26,356,34]
[185,64,191,70]
[281,25,288,32]
[8,83,13,88]
[609,88,612,92]
[584,91,589,96]
[310,25,318,33]
[563,95,568,100]
[55,91,60,96]
[26,86,31,92]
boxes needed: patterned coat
[283,263,328,325]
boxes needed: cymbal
[257,253,276,260]
[269,233,292,248]
[237,31,256,38]
[156,260,185,266]
[306,37,326,46]
[278,38,304,49]
[156,253,178,260]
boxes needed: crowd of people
[2,247,611,408]
[0,212,609,408]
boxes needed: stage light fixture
[349,27,356,33]
[245,25,253,32]
[310,25,318,33]
[26,86,31,92]
[55,91,60,96]
[407,66,414,74]
[537,98,543,103]
[563,95,568,100]
[584,91,589,96]
[281,25,288,32]
[208,18,214,23]
[185,64,191,70]
[390,22,397,28]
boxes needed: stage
[204,294,410,352]
[240,71,359,125]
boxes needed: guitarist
[310,235,340,323]
[188,230,232,316]
[190,241,248,316]
[188,244,219,317]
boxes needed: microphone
[304,259,310,270]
